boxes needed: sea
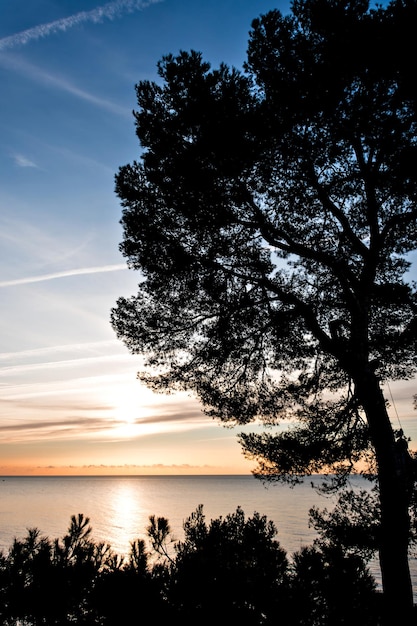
[0,474,416,599]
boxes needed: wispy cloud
[0,55,130,117]
[0,0,162,52]
[137,403,205,425]
[0,373,140,401]
[0,415,115,434]
[0,353,135,377]
[13,154,38,168]
[0,340,120,361]
[0,264,127,288]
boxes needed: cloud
[1,399,113,413]
[0,353,134,376]
[14,463,221,476]
[0,372,140,401]
[0,340,120,361]
[49,463,214,470]
[136,403,205,425]
[0,0,162,52]
[0,55,130,117]
[0,264,127,288]
[13,154,38,168]
[0,415,115,434]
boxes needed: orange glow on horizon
[0,463,253,477]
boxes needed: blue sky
[1,0,295,475]
[0,0,416,475]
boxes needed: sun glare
[108,383,163,438]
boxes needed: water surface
[1,475,415,598]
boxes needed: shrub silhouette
[288,544,380,626]
[161,505,290,625]
[0,508,383,625]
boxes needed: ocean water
[0,475,416,598]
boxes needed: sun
[107,382,161,438]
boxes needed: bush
[0,508,383,625]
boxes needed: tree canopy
[112,0,417,616]
[113,0,417,477]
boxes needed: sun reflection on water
[104,480,148,557]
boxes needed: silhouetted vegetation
[0,507,387,625]
[111,0,417,617]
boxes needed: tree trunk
[355,370,414,622]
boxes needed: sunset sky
[1,0,416,476]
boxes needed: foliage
[0,509,383,626]
[289,544,380,626]
[112,0,417,481]
[111,0,417,613]
[166,505,290,624]
[309,488,381,561]
[0,513,165,625]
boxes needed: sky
[0,0,416,476]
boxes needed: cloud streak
[0,415,115,434]
[0,354,130,376]
[0,54,131,117]
[0,264,127,288]
[0,0,162,52]
[0,340,120,362]
[13,154,38,168]
[0,353,135,377]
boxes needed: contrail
[0,0,162,52]
[0,264,127,287]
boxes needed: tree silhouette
[165,505,290,624]
[0,509,384,625]
[289,543,379,625]
[111,0,417,618]
[0,514,167,625]
[309,487,381,561]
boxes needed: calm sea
[0,475,416,598]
